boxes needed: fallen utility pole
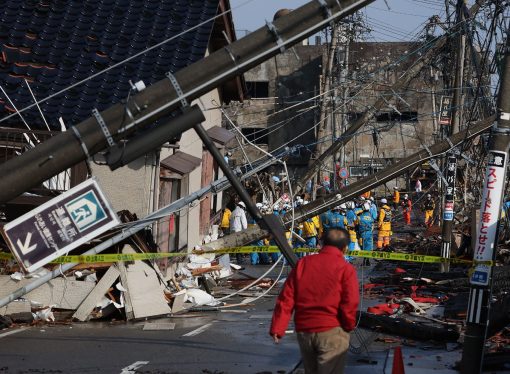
[0,156,277,309]
[439,0,467,273]
[294,0,487,194]
[460,32,510,374]
[204,115,495,249]
[0,0,374,204]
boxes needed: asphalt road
[0,297,301,374]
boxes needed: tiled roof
[0,0,220,129]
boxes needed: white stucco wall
[90,153,158,218]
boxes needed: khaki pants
[297,326,350,374]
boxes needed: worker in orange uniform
[401,194,412,225]
[423,194,435,227]
[377,198,392,249]
[392,186,400,210]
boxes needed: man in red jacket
[270,228,359,374]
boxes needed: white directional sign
[1,178,119,273]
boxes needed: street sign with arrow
[1,178,119,273]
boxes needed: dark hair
[323,228,350,250]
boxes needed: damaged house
[0,0,244,278]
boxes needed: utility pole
[460,32,510,374]
[337,21,350,187]
[439,0,467,272]
[314,23,339,196]
[0,0,374,204]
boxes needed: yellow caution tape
[0,247,493,265]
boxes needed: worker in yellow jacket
[393,186,400,210]
[220,207,231,235]
[377,198,392,249]
[311,214,322,237]
[423,194,435,227]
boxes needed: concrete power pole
[440,0,467,272]
[313,24,339,197]
[336,22,350,186]
[460,31,510,374]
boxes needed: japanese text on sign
[471,151,507,286]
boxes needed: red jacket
[270,246,359,338]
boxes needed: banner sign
[471,151,507,286]
[439,96,453,125]
[443,156,457,221]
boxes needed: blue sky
[230,0,447,42]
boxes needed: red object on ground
[392,346,406,374]
[394,267,407,274]
[367,303,400,315]
[363,283,385,290]
[270,246,359,338]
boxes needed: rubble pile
[0,242,278,331]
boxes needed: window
[241,128,268,145]
[246,81,269,98]
[349,165,370,177]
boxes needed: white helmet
[256,202,263,208]
[347,201,355,209]
[404,194,409,199]
[427,194,431,198]
[304,200,309,205]
[394,186,399,190]
[360,196,366,201]
[339,203,347,210]
[381,198,388,204]
[334,205,341,210]
[370,196,375,202]
[363,202,371,211]
[238,201,246,208]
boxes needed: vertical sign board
[439,96,453,126]
[443,156,457,221]
[471,151,507,286]
[1,178,119,273]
